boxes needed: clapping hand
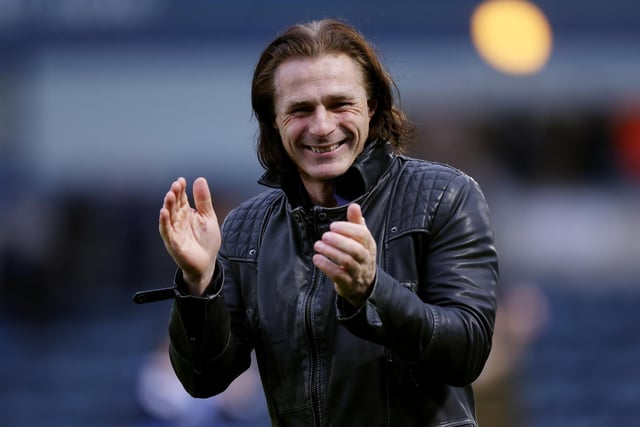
[158,177,221,296]
[313,203,377,307]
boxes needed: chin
[311,165,350,181]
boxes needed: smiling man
[137,19,499,426]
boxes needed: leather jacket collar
[257,141,394,207]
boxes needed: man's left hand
[313,203,377,307]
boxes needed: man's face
[273,54,375,194]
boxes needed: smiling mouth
[309,142,341,154]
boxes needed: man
[135,18,498,426]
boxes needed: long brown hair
[251,18,414,176]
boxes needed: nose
[308,107,336,138]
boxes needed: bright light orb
[471,0,553,75]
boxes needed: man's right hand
[159,177,221,296]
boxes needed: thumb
[347,203,365,225]
[192,177,214,216]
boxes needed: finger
[158,207,173,242]
[161,177,187,231]
[159,193,177,244]
[176,177,189,210]
[330,203,366,238]
[314,239,348,267]
[192,177,215,217]
[163,181,182,219]
[160,180,182,232]
[347,203,365,225]
[162,186,178,221]
[312,253,350,283]
[331,203,366,234]
[315,233,368,267]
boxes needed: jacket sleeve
[337,173,498,387]
[168,260,252,398]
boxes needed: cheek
[280,120,306,143]
[278,126,300,157]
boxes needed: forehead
[273,54,367,102]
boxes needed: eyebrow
[285,100,312,111]
[284,94,354,111]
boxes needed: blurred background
[1,0,639,426]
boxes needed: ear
[367,99,377,119]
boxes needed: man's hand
[159,177,221,296]
[312,203,377,307]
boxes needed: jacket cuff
[174,262,223,299]
[170,262,230,362]
[336,270,386,345]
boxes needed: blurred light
[471,0,553,75]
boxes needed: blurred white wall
[21,43,264,193]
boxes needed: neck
[304,181,337,207]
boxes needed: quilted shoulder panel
[387,159,463,237]
[220,189,283,261]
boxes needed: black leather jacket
[165,142,498,426]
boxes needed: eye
[330,101,353,111]
[288,105,313,116]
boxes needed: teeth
[310,143,340,153]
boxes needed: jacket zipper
[303,266,322,426]
[385,349,393,426]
